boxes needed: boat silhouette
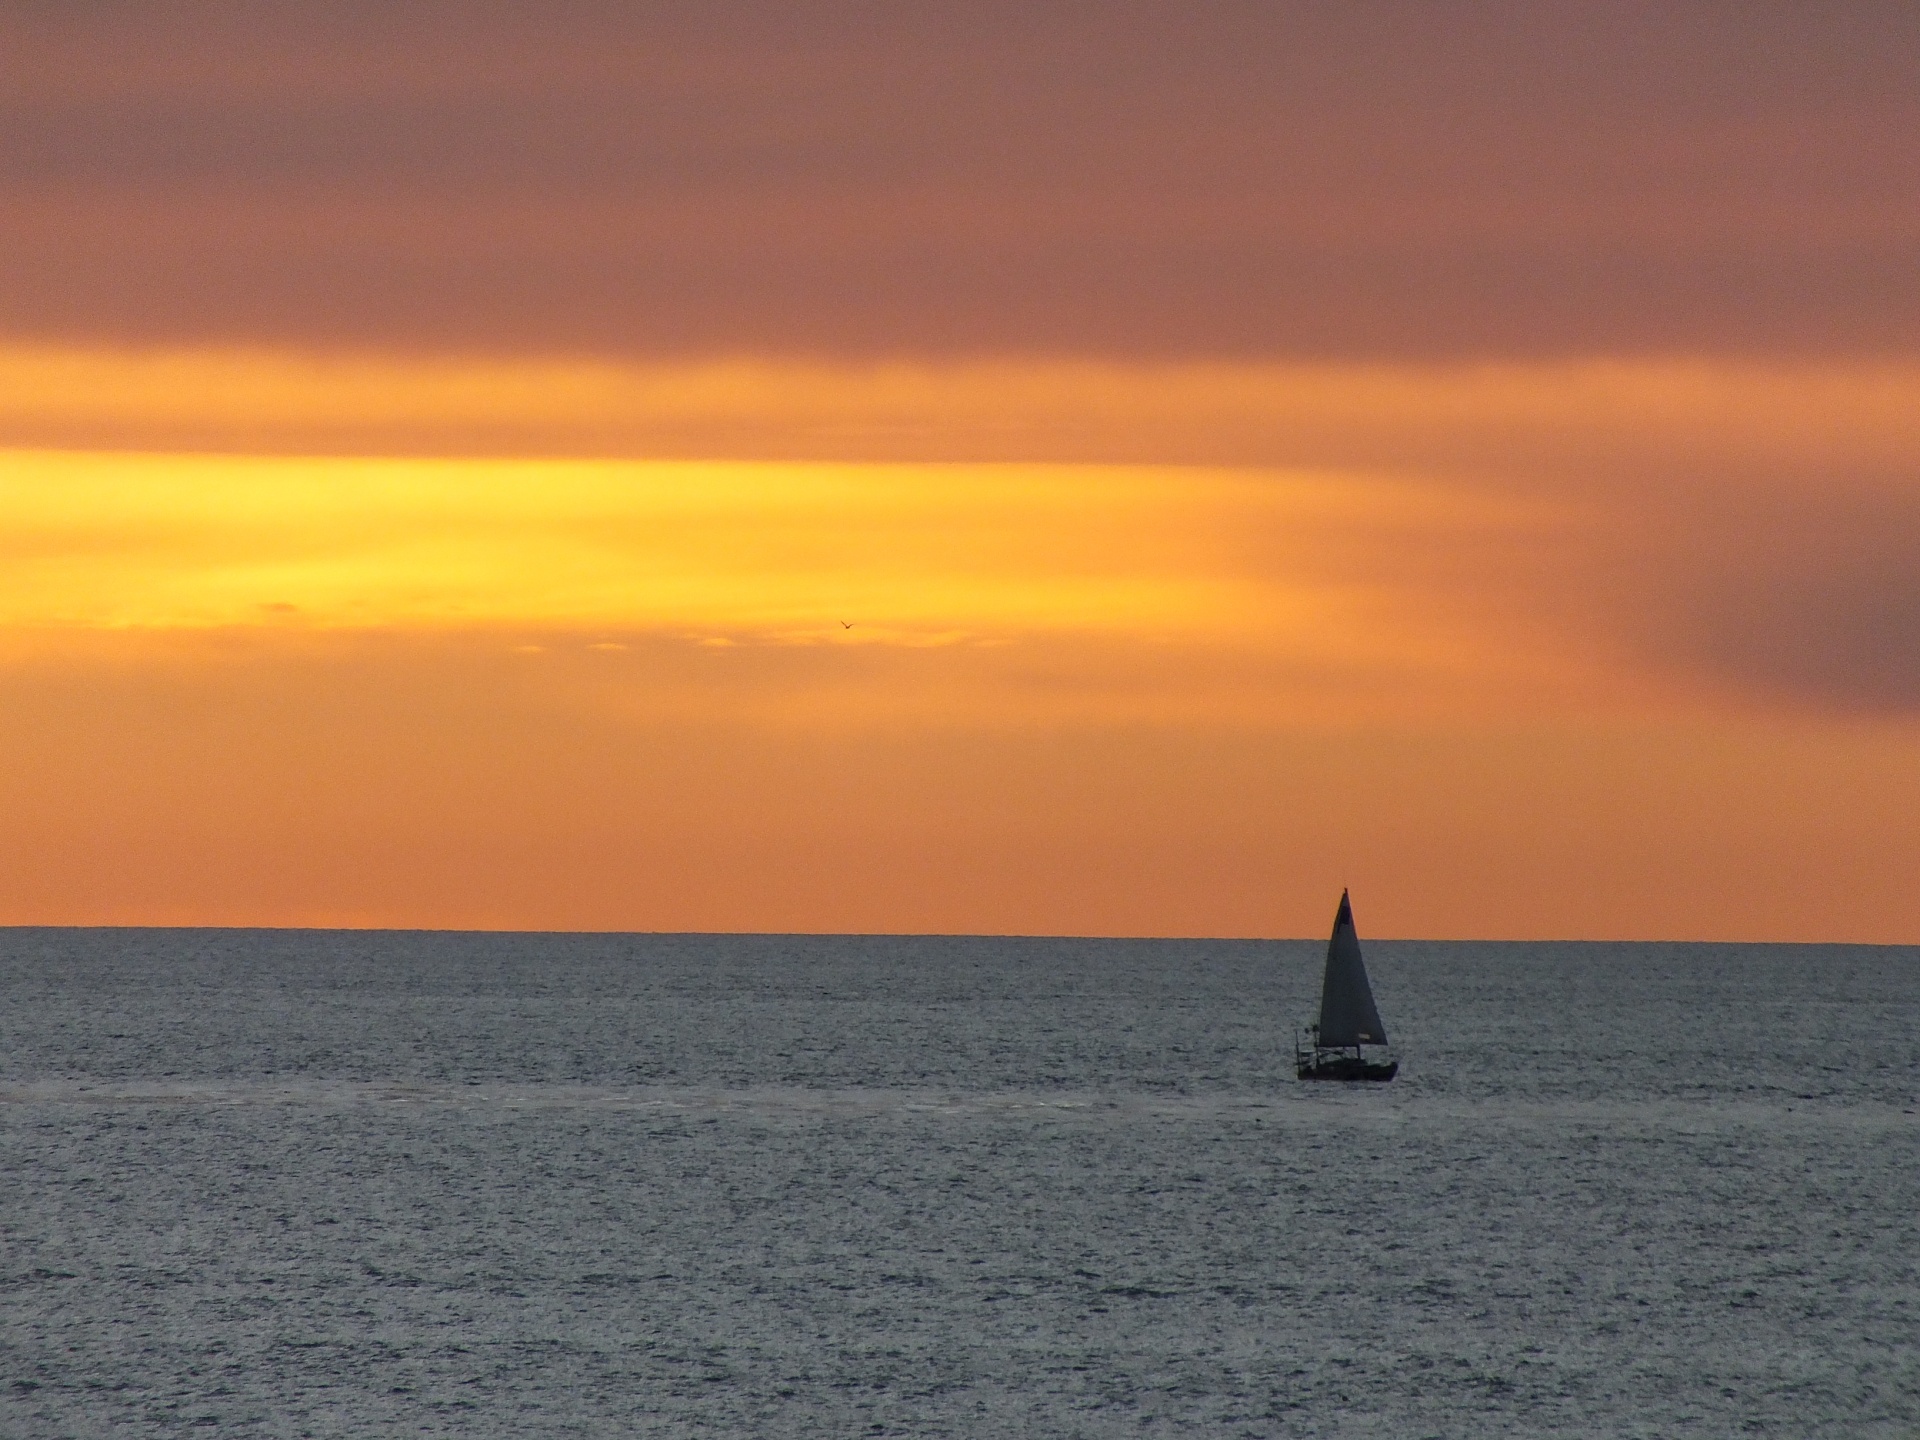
[1296,890,1399,1081]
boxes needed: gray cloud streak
[1624,477,1920,713]
[3,1,1916,360]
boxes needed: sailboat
[1296,890,1399,1081]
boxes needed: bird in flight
[840,620,854,629]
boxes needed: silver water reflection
[3,931,1916,1436]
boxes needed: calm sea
[3,930,1915,1436]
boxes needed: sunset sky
[3,3,1917,938]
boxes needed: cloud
[4,346,1915,471]
[1604,475,1920,713]
[3,3,1916,359]
[5,347,1920,718]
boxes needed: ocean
[3,929,1915,1436]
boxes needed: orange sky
[2,7,1917,938]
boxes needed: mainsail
[1315,890,1388,1047]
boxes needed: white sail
[1315,890,1388,1048]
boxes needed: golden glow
[2,627,1916,938]
[2,346,1918,939]
[0,448,1543,665]
[2,344,1917,470]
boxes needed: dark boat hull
[1296,1056,1398,1082]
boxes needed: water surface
[3,931,1915,1436]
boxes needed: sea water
[2,930,1915,1437]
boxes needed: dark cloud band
[4,2,1916,360]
